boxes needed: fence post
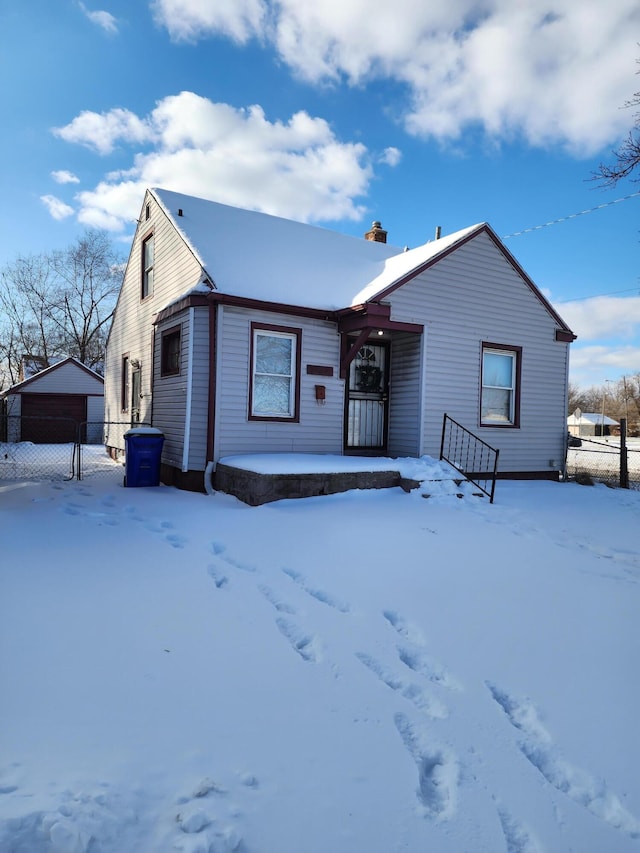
[619,418,629,489]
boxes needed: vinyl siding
[387,332,422,458]
[152,313,189,469]
[104,192,202,453]
[215,305,344,461]
[386,231,570,473]
[16,362,103,395]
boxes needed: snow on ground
[1,460,639,852]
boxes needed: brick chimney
[364,221,387,243]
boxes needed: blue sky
[1,0,639,388]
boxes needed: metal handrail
[440,413,499,503]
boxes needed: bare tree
[0,230,122,389]
[593,56,640,186]
[49,231,124,370]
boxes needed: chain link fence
[0,416,149,482]
[565,435,640,490]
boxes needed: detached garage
[1,357,104,444]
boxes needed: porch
[211,453,476,506]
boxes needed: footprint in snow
[170,776,249,851]
[486,680,640,839]
[383,609,461,691]
[356,652,447,719]
[165,532,187,549]
[259,584,297,614]
[275,617,322,663]
[62,504,81,516]
[383,610,426,646]
[282,567,351,613]
[394,711,459,820]
[210,541,256,572]
[397,646,461,692]
[496,804,544,853]
[207,564,229,589]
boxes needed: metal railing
[440,414,500,503]
[0,416,150,482]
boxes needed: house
[567,411,619,438]
[104,188,576,494]
[1,357,104,444]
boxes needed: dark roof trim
[207,291,336,322]
[2,356,104,396]
[153,293,209,325]
[337,302,423,336]
[337,303,423,378]
[368,223,576,339]
[555,329,577,342]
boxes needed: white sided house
[1,357,104,444]
[104,188,576,494]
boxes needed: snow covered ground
[1,461,639,852]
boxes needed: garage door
[21,394,87,443]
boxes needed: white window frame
[250,325,300,421]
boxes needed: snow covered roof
[567,412,619,425]
[151,188,486,311]
[0,356,104,397]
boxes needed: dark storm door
[345,341,389,451]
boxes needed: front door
[345,341,389,451]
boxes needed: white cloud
[57,92,375,230]
[150,0,264,42]
[555,295,640,341]
[51,170,80,184]
[53,108,152,155]
[40,195,75,220]
[79,2,119,34]
[568,343,640,387]
[151,0,640,155]
[379,147,401,167]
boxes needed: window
[121,355,129,412]
[161,327,181,376]
[481,344,521,426]
[249,324,301,420]
[141,233,154,299]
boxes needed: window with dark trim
[141,233,154,299]
[121,355,129,412]
[480,343,521,427]
[161,326,181,376]
[249,323,301,421]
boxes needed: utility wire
[556,286,640,304]
[502,190,640,239]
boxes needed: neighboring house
[104,188,576,492]
[567,411,619,438]
[1,357,104,444]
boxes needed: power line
[556,286,640,304]
[502,190,640,239]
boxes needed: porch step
[419,478,486,499]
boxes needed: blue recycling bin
[124,427,164,487]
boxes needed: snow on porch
[213,454,479,505]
